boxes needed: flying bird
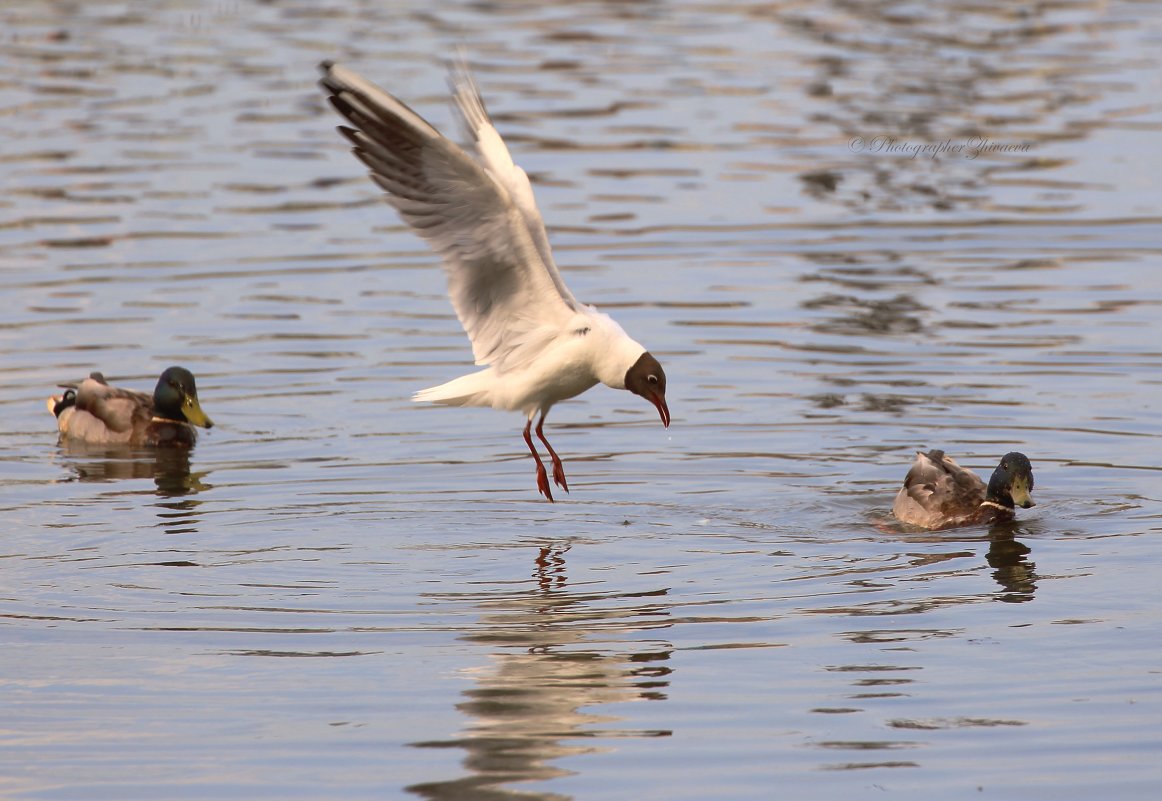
[318,61,669,500]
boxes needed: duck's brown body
[892,450,1035,530]
[48,368,212,448]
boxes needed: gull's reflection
[408,541,673,801]
[55,443,211,533]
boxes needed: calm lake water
[2,1,1161,799]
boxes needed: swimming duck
[47,366,214,448]
[892,449,1035,530]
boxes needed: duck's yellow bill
[183,396,214,429]
[1010,476,1034,508]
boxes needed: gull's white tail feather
[413,369,494,408]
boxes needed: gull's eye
[647,375,658,384]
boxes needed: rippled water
[3,1,1161,799]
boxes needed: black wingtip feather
[326,94,354,118]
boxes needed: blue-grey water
[2,1,1161,799]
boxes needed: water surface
[2,1,1161,799]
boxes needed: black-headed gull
[319,62,670,501]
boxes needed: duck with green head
[892,449,1035,530]
[47,366,214,448]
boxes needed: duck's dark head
[986,451,1035,509]
[624,352,669,428]
[50,388,77,418]
[154,366,213,429]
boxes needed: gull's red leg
[535,412,568,493]
[523,418,554,501]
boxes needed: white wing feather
[320,62,580,373]
[448,64,577,308]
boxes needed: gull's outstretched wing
[448,63,577,308]
[319,62,580,373]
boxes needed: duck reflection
[407,541,673,801]
[886,519,1038,602]
[55,443,211,533]
[985,522,1038,602]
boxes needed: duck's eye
[647,375,658,384]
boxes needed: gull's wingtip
[448,44,471,74]
[318,60,356,90]
[318,60,341,94]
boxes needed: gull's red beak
[653,393,670,428]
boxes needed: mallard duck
[47,366,213,448]
[892,449,1035,530]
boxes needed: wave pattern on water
[1,1,1161,799]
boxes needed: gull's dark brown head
[624,352,669,428]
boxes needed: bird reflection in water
[986,522,1037,602]
[55,443,211,534]
[878,515,1038,602]
[407,541,673,801]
